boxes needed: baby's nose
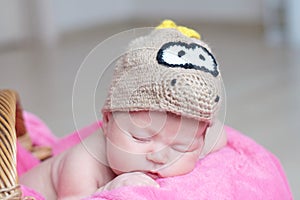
[146,149,169,165]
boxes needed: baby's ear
[200,120,227,157]
[102,112,112,136]
[198,121,209,139]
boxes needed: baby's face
[104,111,207,179]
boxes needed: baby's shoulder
[60,132,107,170]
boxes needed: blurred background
[0,0,299,198]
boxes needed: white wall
[286,0,300,48]
[132,0,264,24]
[0,0,28,45]
[5,0,299,47]
[50,0,264,33]
[52,0,135,32]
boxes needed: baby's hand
[99,172,160,192]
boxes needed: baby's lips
[146,171,161,180]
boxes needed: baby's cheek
[160,152,199,177]
[106,141,147,173]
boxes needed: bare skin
[20,111,227,200]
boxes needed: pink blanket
[18,112,293,199]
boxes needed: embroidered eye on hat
[102,20,223,123]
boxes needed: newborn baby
[20,111,226,199]
[20,20,227,199]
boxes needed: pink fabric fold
[18,112,293,200]
[23,112,59,146]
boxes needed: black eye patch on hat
[157,41,219,77]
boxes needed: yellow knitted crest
[156,19,201,39]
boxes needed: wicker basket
[0,90,22,199]
[0,89,53,199]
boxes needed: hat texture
[102,23,222,122]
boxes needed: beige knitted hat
[102,21,222,123]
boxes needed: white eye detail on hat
[157,41,219,77]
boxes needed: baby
[20,20,227,199]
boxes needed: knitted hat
[102,20,222,123]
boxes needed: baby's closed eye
[131,135,152,143]
[171,143,198,153]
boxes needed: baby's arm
[55,145,104,199]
